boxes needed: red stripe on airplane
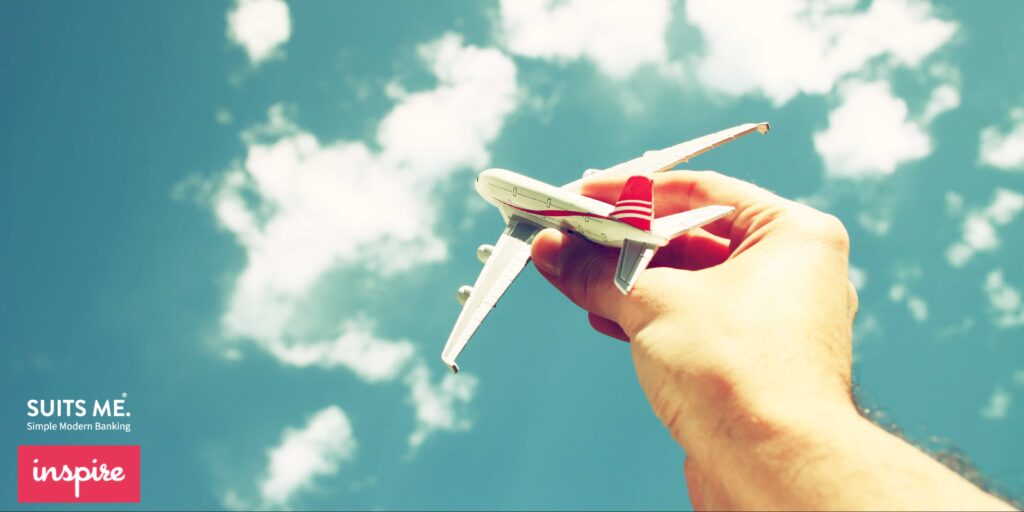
[612,207,652,215]
[497,200,608,219]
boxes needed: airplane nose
[477,168,503,189]
[476,168,510,204]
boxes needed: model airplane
[441,122,770,373]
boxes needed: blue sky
[2,0,1024,509]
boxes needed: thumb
[531,229,634,328]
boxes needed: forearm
[688,403,1015,510]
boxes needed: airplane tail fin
[608,177,739,294]
[610,176,655,294]
[610,175,653,231]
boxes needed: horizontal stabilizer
[614,239,657,294]
[651,205,735,240]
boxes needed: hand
[532,171,858,452]
[530,171,1012,510]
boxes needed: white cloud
[947,188,1024,267]
[983,269,1024,328]
[379,33,519,178]
[269,319,416,383]
[853,311,882,345]
[215,108,234,125]
[213,33,516,355]
[945,191,965,216]
[687,0,958,178]
[849,264,867,290]
[888,265,928,323]
[200,34,517,449]
[981,387,1011,420]
[686,0,957,105]
[260,406,357,507]
[889,283,929,323]
[905,296,929,323]
[857,210,892,236]
[498,0,671,79]
[240,103,299,143]
[406,365,478,449]
[226,0,292,65]
[988,189,1024,223]
[921,83,960,124]
[814,80,931,178]
[979,108,1024,171]
[215,134,447,346]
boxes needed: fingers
[531,229,632,325]
[650,228,731,270]
[581,171,789,242]
[588,313,630,341]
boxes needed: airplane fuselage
[475,168,667,247]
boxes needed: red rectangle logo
[18,445,140,503]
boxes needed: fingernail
[532,230,563,278]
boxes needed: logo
[25,394,134,433]
[18,445,140,503]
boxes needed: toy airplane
[441,122,770,373]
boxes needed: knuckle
[786,209,850,251]
[847,280,860,319]
[821,214,851,250]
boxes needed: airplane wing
[650,205,736,240]
[441,219,540,373]
[563,122,769,191]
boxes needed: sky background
[2,0,1024,509]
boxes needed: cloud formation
[260,406,357,507]
[268,318,416,383]
[686,0,956,105]
[379,34,520,177]
[213,33,516,356]
[888,264,928,323]
[981,387,1011,420]
[406,365,478,449]
[687,0,959,179]
[889,283,929,323]
[984,269,1024,328]
[498,0,671,79]
[947,188,1024,267]
[203,33,517,453]
[227,0,292,65]
[979,108,1024,171]
[813,81,931,178]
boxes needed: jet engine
[456,285,473,305]
[476,244,494,263]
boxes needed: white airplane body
[442,122,770,373]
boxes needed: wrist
[685,398,868,508]
[701,393,863,460]
[666,363,861,462]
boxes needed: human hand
[531,171,1014,510]
[531,171,859,453]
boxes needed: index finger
[580,170,788,242]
